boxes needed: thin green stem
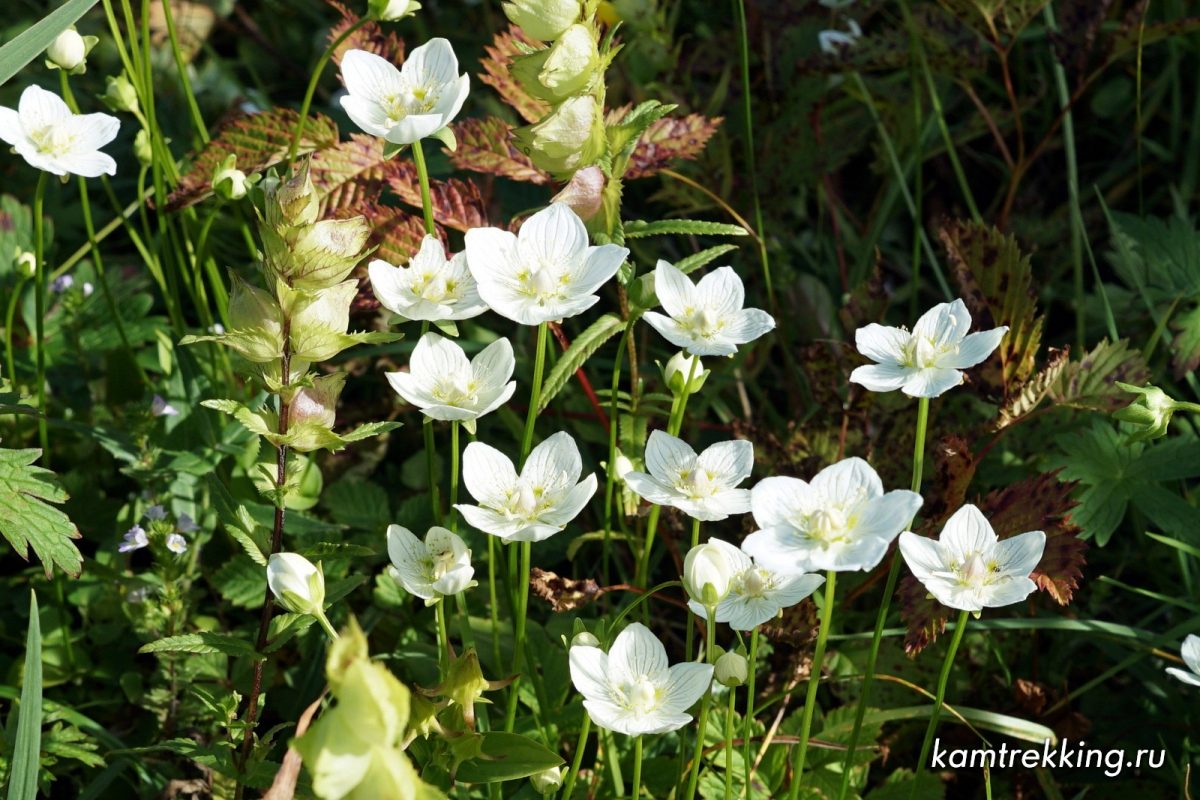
[562,712,592,800]
[487,536,502,670]
[837,397,930,799]
[32,172,49,462]
[684,606,718,800]
[159,0,209,145]
[724,682,736,800]
[436,599,451,674]
[520,322,550,463]
[787,571,837,797]
[449,421,461,531]
[315,612,339,642]
[910,610,970,797]
[419,323,442,524]
[4,275,27,428]
[411,138,437,236]
[742,628,759,799]
[286,17,370,165]
[602,323,633,586]
[631,735,644,799]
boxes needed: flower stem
[487,536,502,668]
[449,420,461,531]
[418,322,442,524]
[788,571,837,798]
[32,172,49,462]
[562,712,592,800]
[742,628,760,798]
[684,605,718,800]
[724,681,737,800]
[411,137,437,236]
[836,396,929,799]
[910,610,969,797]
[631,735,644,799]
[286,17,370,166]
[315,611,339,642]
[436,598,451,673]
[602,322,633,585]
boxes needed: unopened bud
[715,651,748,687]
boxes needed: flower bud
[1114,382,1179,442]
[103,74,140,114]
[571,631,600,648]
[551,165,605,221]
[512,23,600,102]
[267,162,320,229]
[46,28,96,73]
[267,552,326,616]
[262,216,372,290]
[213,153,250,200]
[715,651,748,687]
[133,129,153,167]
[502,0,581,41]
[514,94,606,178]
[287,280,357,362]
[530,766,565,795]
[15,250,36,279]
[612,450,634,482]
[684,542,736,608]
[368,0,421,21]
[664,351,708,396]
[290,372,343,431]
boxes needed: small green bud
[1114,382,1180,443]
[715,651,748,687]
[663,351,709,396]
[212,153,251,200]
[267,162,320,229]
[530,766,565,795]
[102,73,140,114]
[286,372,347,452]
[133,128,153,167]
[14,250,36,279]
[368,0,421,20]
[262,216,372,290]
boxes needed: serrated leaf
[310,133,393,214]
[1106,212,1200,298]
[994,347,1070,430]
[454,732,564,783]
[166,108,340,210]
[208,475,268,565]
[386,161,489,232]
[0,448,82,578]
[1171,303,1200,377]
[479,26,550,124]
[139,632,258,658]
[940,220,1043,395]
[213,558,267,608]
[448,117,550,184]
[202,398,275,438]
[623,219,748,238]
[538,313,625,413]
[1046,338,1149,413]
[622,113,724,180]
[323,477,391,530]
[358,202,431,273]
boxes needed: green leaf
[623,219,748,239]
[202,399,275,438]
[139,632,258,658]
[323,477,391,530]
[537,313,624,413]
[1170,302,1200,377]
[208,475,268,565]
[7,591,42,800]
[0,0,99,87]
[0,448,83,577]
[454,732,564,783]
[1107,211,1200,297]
[212,558,267,608]
[1047,338,1149,413]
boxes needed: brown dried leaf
[1047,338,1149,413]
[325,0,404,67]
[310,134,391,213]
[623,113,723,180]
[263,691,326,800]
[165,108,340,211]
[529,567,605,612]
[358,202,432,267]
[994,347,1070,430]
[386,162,490,232]
[448,117,551,185]
[918,435,977,532]
[940,220,1044,396]
[479,26,550,124]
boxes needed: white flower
[0,85,120,177]
[1166,635,1200,687]
[118,525,148,552]
[686,538,825,630]
[82,281,93,297]
[456,431,597,543]
[530,766,565,795]
[386,332,516,431]
[47,28,87,71]
[165,533,188,554]
[569,622,714,736]
[898,504,1045,613]
[151,395,179,417]
[642,260,775,357]
[714,651,748,687]
[339,40,469,146]
[818,20,862,55]
[850,299,1008,399]
[743,457,923,574]
[267,552,327,616]
[386,524,475,603]
[368,235,487,322]
[624,431,752,522]
[683,540,739,607]
[463,203,628,326]
[369,0,421,21]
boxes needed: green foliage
[6,592,41,800]
[0,0,98,87]
[0,450,82,578]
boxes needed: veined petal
[771,572,826,609]
[455,504,521,539]
[653,260,697,319]
[750,476,813,528]
[695,267,744,319]
[897,532,945,582]
[662,662,714,713]
[368,259,410,314]
[608,622,668,685]
[642,311,695,352]
[19,85,71,130]
[386,525,434,599]
[0,107,23,146]
[624,472,681,507]
[464,226,520,284]
[385,370,438,409]
[644,430,697,483]
[404,37,460,88]
[502,521,564,543]
[517,203,589,265]
[1166,666,1200,687]
[384,113,444,145]
[340,49,404,104]
[523,431,583,488]
[582,699,637,735]
[472,337,516,388]
[461,441,519,506]
[569,645,612,702]
[855,323,909,364]
[696,440,754,486]
[415,403,479,422]
[720,596,782,631]
[724,308,775,345]
[693,488,751,520]
[941,328,1008,369]
[61,112,120,151]
[811,457,883,505]
[55,151,116,178]
[982,576,1038,609]
[539,473,597,527]
[573,243,628,294]
[939,504,997,563]
[1183,635,1200,674]
[474,381,518,419]
[850,362,913,392]
[411,332,472,385]
[900,367,963,398]
[995,530,1046,578]
[340,94,394,138]
[913,299,971,348]
[741,527,811,575]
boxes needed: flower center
[382,83,438,124]
[954,551,1000,588]
[30,124,78,158]
[618,677,662,715]
[682,305,724,339]
[735,567,773,599]
[679,467,718,499]
[502,482,548,520]
[430,373,477,407]
[806,507,850,544]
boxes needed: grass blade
[7,590,42,800]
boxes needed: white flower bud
[684,541,737,608]
[571,631,600,648]
[529,766,565,795]
[267,553,326,616]
[15,250,36,279]
[664,351,709,396]
[213,154,249,200]
[368,0,421,21]
[46,28,87,71]
[715,651,748,687]
[502,0,580,41]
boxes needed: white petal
[852,489,923,541]
[750,476,812,528]
[386,370,437,409]
[341,49,404,104]
[724,308,776,345]
[653,260,697,319]
[608,622,668,684]
[942,328,1008,369]
[384,113,444,145]
[1166,667,1200,687]
[771,573,826,609]
[644,430,697,483]
[811,457,883,505]
[456,504,520,539]
[539,473,597,526]
[340,94,393,138]
[569,646,612,702]
[741,527,813,575]
[850,362,913,393]
[368,259,409,314]
[898,531,944,583]
[523,431,583,489]
[939,505,997,562]
[642,311,697,352]
[19,85,71,130]
[855,324,909,364]
[582,699,637,735]
[982,576,1038,608]
[474,381,518,419]
[464,227,520,283]
[695,267,744,318]
[0,107,23,146]
[461,441,519,506]
[55,151,117,178]
[900,367,964,398]
[411,332,471,384]
[472,337,516,388]
[386,525,434,599]
[913,299,971,348]
[517,203,589,266]
[624,472,680,506]
[691,489,752,521]
[403,37,460,88]
[60,112,120,151]
[1183,635,1200,675]
[995,530,1046,578]
[572,243,628,294]
[661,662,715,713]
[502,521,564,543]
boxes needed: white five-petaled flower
[463,203,628,326]
[1166,635,1200,687]
[0,85,120,177]
[339,40,469,146]
[386,332,516,432]
[119,525,148,553]
[743,457,923,574]
[898,504,1045,613]
[386,524,475,604]
[643,260,775,357]
[624,431,753,522]
[165,533,188,554]
[850,299,1008,399]
[685,538,825,631]
[369,235,487,322]
[456,431,597,543]
[569,622,714,736]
